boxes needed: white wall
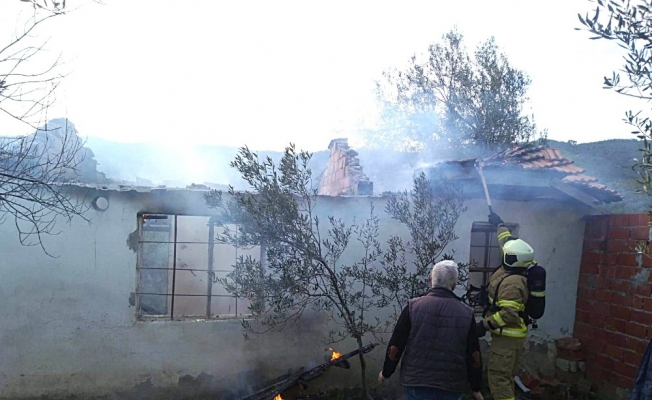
[0,187,586,398]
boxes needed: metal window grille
[134,213,259,321]
[468,222,519,288]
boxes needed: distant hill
[82,133,650,213]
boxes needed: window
[135,214,259,321]
[468,222,519,288]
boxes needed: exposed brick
[610,305,631,321]
[609,227,631,240]
[625,322,647,338]
[633,282,652,297]
[556,337,582,350]
[631,226,650,240]
[557,348,587,361]
[598,264,617,279]
[595,289,613,303]
[610,279,630,292]
[576,298,592,312]
[610,214,631,227]
[626,337,648,354]
[605,344,624,361]
[616,266,636,279]
[624,350,642,366]
[605,318,626,332]
[634,213,651,226]
[591,302,611,316]
[608,239,629,253]
[612,292,632,307]
[643,254,652,268]
[584,239,606,252]
[618,253,639,267]
[574,322,591,339]
[643,297,652,313]
[614,362,638,380]
[606,253,620,266]
[580,260,599,274]
[631,310,652,325]
[595,353,616,371]
[611,373,635,390]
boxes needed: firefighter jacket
[482,225,529,338]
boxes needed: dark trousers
[404,386,464,400]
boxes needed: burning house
[0,138,639,399]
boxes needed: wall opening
[135,213,259,321]
[468,221,519,288]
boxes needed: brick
[599,264,617,279]
[643,297,652,313]
[633,282,652,296]
[618,253,639,267]
[556,337,582,350]
[609,227,631,240]
[591,302,611,316]
[605,318,626,332]
[557,348,587,361]
[626,337,648,354]
[624,350,642,366]
[605,344,624,361]
[612,292,632,307]
[612,373,635,390]
[610,214,631,227]
[643,254,652,268]
[595,289,613,303]
[575,310,590,324]
[634,213,651,226]
[610,305,630,321]
[631,310,652,325]
[607,253,620,265]
[574,322,591,339]
[610,279,630,292]
[584,239,606,252]
[616,266,636,279]
[580,260,599,274]
[631,226,650,240]
[578,286,596,300]
[576,298,592,312]
[614,362,638,380]
[625,322,647,338]
[608,240,630,253]
[598,276,611,289]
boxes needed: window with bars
[468,222,519,288]
[135,213,259,321]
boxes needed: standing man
[378,260,483,400]
[476,212,535,400]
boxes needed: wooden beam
[550,179,608,215]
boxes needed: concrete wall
[0,187,587,398]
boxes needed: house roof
[426,145,623,204]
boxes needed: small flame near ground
[329,348,342,361]
[273,395,283,400]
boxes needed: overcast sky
[0,0,644,152]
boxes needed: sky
[0,0,646,152]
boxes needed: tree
[578,0,652,212]
[378,172,470,324]
[204,144,467,397]
[369,29,546,154]
[0,2,100,253]
[205,145,387,397]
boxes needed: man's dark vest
[400,287,473,393]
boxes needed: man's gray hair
[430,260,460,289]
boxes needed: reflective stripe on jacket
[483,225,528,338]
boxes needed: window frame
[134,212,258,322]
[468,221,519,288]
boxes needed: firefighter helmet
[502,238,535,268]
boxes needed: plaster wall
[0,188,586,398]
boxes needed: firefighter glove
[488,212,503,227]
[476,320,488,337]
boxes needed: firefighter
[476,211,535,400]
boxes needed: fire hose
[474,160,493,214]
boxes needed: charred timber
[241,343,379,400]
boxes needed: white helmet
[503,238,535,268]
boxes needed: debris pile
[318,138,373,196]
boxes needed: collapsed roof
[414,145,623,209]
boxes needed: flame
[273,395,283,400]
[329,347,342,361]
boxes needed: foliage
[578,0,652,214]
[0,2,101,253]
[369,28,546,153]
[204,144,466,397]
[377,172,469,324]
